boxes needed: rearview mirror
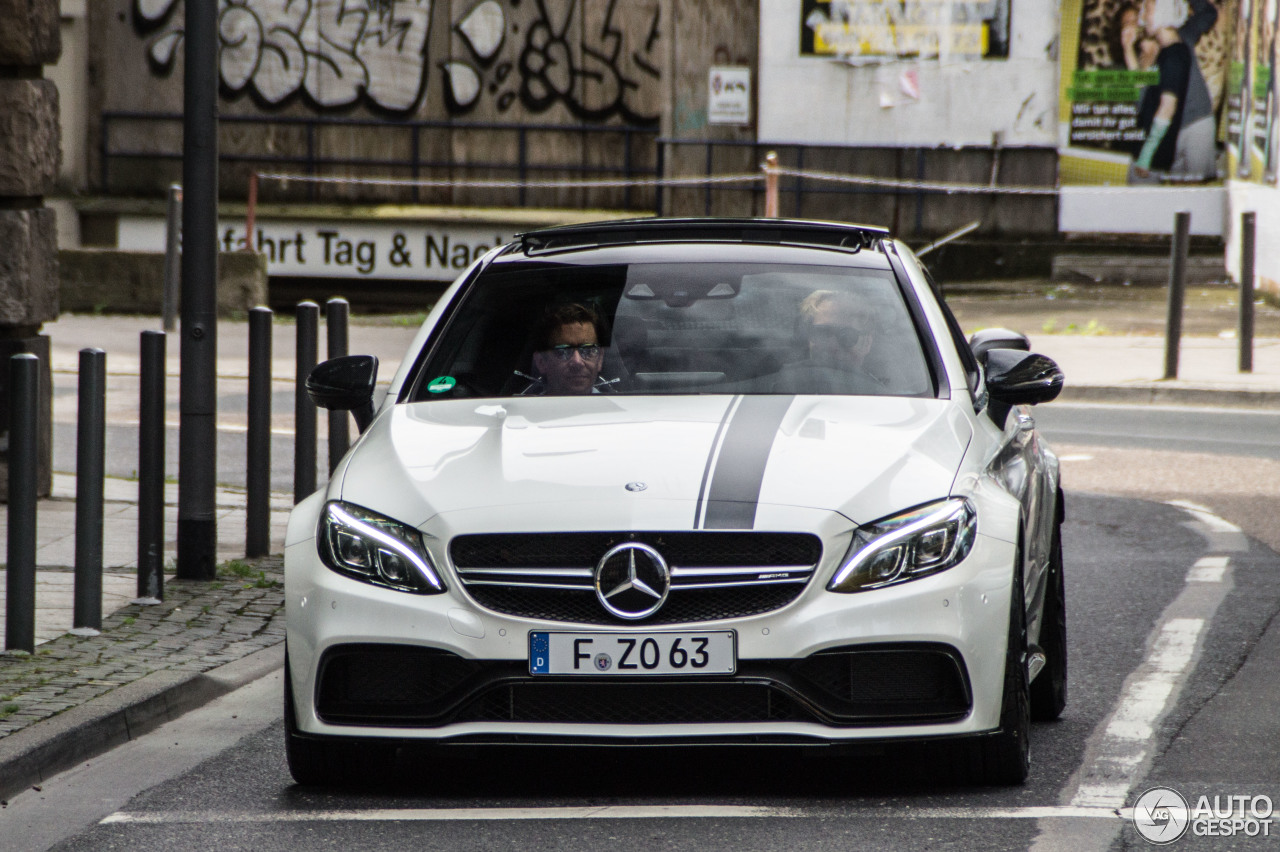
[984,349,1063,406]
[969,328,1030,363]
[306,354,379,432]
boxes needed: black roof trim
[516,217,890,256]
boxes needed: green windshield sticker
[427,376,457,394]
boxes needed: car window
[408,261,936,400]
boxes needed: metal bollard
[247,307,273,556]
[1240,211,1256,374]
[1163,211,1190,381]
[137,331,166,602]
[326,297,350,474]
[294,301,319,503]
[74,349,106,634]
[5,354,39,652]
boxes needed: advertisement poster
[800,0,1012,61]
[1226,0,1280,182]
[1059,0,1237,185]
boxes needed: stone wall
[59,250,269,316]
[0,0,62,498]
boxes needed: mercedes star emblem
[594,542,671,620]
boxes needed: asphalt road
[9,437,1280,850]
[1033,402,1280,460]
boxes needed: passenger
[523,303,615,395]
[798,289,877,373]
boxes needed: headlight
[319,501,445,594]
[828,498,976,593]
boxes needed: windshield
[408,261,936,400]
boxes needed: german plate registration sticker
[529,631,736,675]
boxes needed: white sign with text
[708,66,751,126]
[117,217,513,281]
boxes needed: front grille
[457,682,804,724]
[450,532,822,625]
[314,643,970,728]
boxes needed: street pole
[177,0,219,580]
[1162,211,1190,381]
[1239,211,1256,373]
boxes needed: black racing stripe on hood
[701,395,795,530]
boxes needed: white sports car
[284,218,1066,786]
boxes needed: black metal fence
[99,112,661,210]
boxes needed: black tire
[1030,520,1068,721]
[284,655,349,786]
[967,562,1032,786]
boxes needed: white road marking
[1187,556,1229,583]
[101,805,1128,825]
[1099,618,1203,744]
[1056,454,1094,462]
[1033,501,1243,851]
[1165,500,1243,533]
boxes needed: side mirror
[984,349,1063,406]
[306,354,379,432]
[969,328,1030,363]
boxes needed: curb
[0,642,283,803]
[1058,384,1280,408]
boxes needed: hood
[338,394,972,531]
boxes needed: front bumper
[285,513,1016,745]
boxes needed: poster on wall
[1226,0,1280,182]
[799,0,1012,61]
[1059,0,1236,186]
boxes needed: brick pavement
[0,557,284,799]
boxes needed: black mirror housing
[984,349,1063,406]
[306,355,379,431]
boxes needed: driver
[522,303,616,395]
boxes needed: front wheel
[1030,519,1068,721]
[965,563,1032,785]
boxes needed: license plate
[529,631,736,675]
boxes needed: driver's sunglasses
[809,325,865,349]
[545,343,603,361]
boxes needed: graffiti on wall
[441,0,661,122]
[134,0,661,122]
[136,0,434,112]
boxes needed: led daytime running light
[324,503,444,592]
[829,499,975,592]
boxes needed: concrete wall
[1226,181,1280,302]
[59,250,269,316]
[758,0,1056,147]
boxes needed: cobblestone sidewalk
[0,557,284,742]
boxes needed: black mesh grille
[465,583,806,625]
[451,532,821,625]
[314,643,970,728]
[451,532,821,569]
[316,644,483,723]
[790,646,969,716]
[456,682,803,724]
